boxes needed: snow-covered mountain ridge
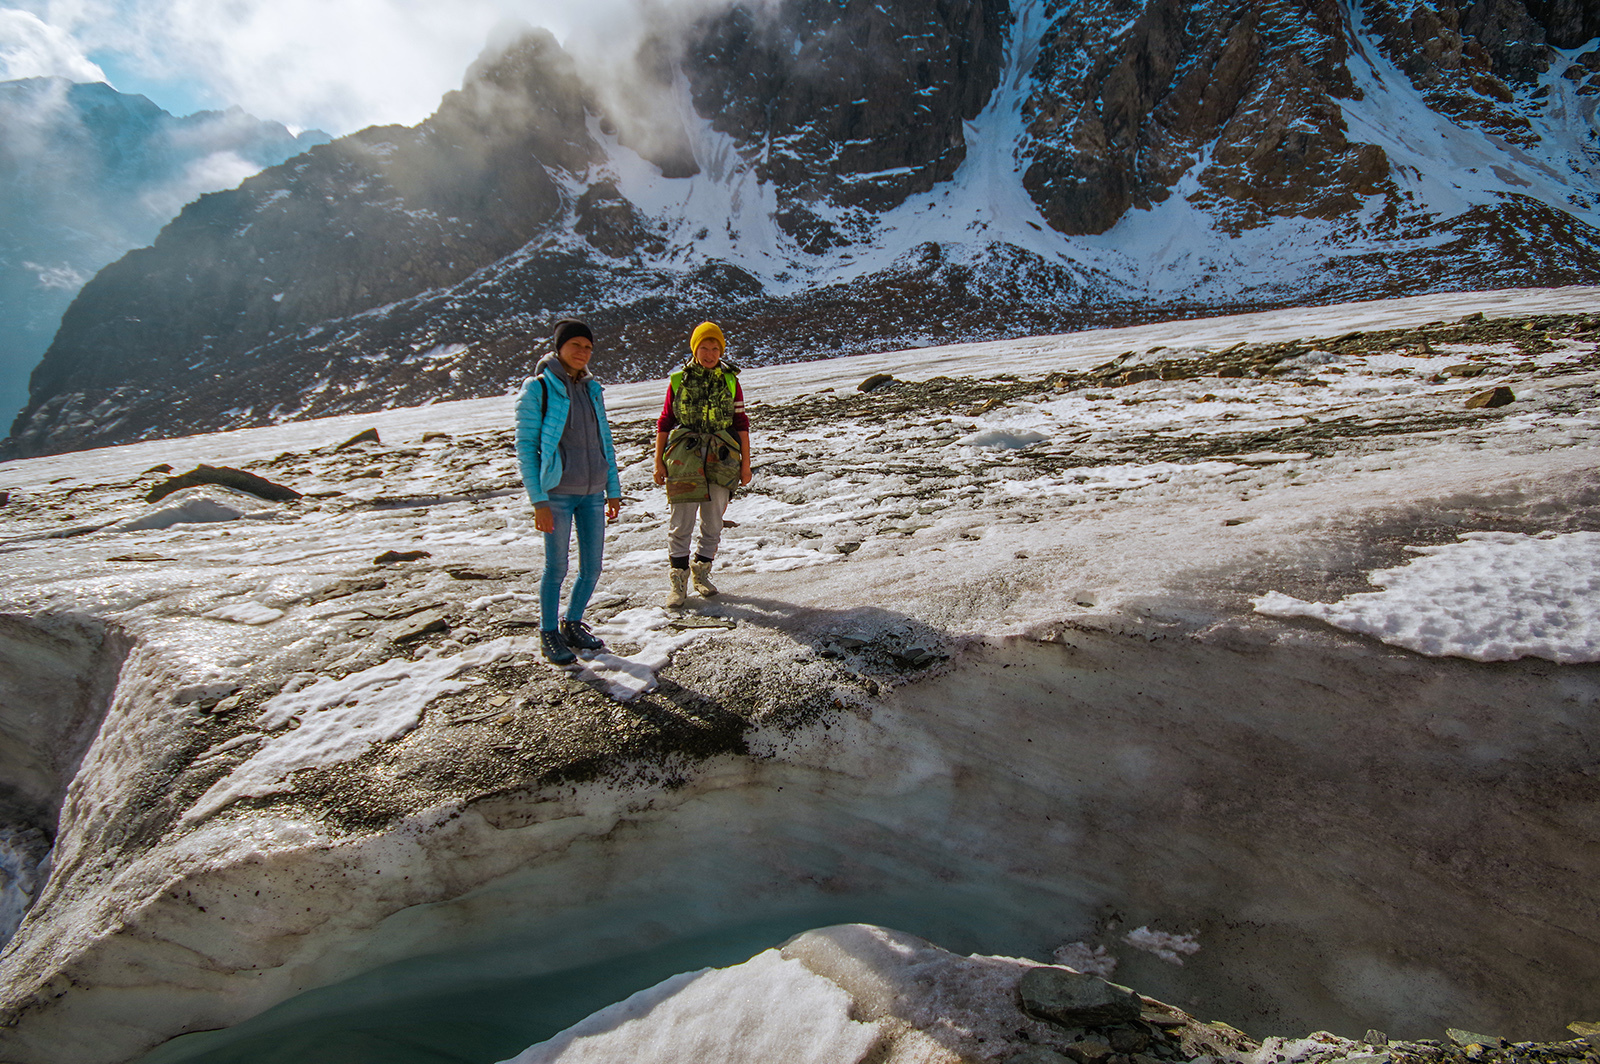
[0,287,1597,1063]
[5,0,1599,460]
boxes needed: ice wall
[136,626,1600,1064]
[0,613,127,946]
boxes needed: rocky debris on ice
[1464,387,1516,409]
[0,292,1597,1063]
[1019,965,1144,1027]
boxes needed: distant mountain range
[0,77,328,429]
[6,0,1599,458]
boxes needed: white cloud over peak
[0,7,106,82]
[105,0,530,132]
[136,149,265,219]
[2,0,643,134]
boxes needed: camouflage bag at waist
[663,426,742,503]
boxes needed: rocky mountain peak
[686,0,1009,241]
[433,24,600,177]
[1023,0,1382,235]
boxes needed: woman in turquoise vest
[651,321,752,606]
[515,319,623,663]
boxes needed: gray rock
[1465,387,1515,409]
[892,646,940,668]
[305,576,388,604]
[1062,1039,1117,1064]
[1009,1049,1076,1064]
[1110,1028,1151,1053]
[1020,967,1143,1028]
[1448,1028,1504,1048]
[174,682,240,707]
[207,693,246,715]
[374,549,432,565]
[145,464,301,503]
[443,564,521,581]
[388,608,450,643]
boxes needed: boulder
[374,549,432,564]
[1018,967,1143,1028]
[145,465,300,504]
[1465,386,1515,408]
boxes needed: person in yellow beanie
[652,321,752,606]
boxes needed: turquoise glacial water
[136,886,1059,1064]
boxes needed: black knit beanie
[553,319,593,352]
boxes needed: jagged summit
[6,0,1599,458]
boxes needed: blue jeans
[540,492,606,631]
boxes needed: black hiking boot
[560,619,605,655]
[540,628,576,665]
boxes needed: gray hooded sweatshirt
[536,352,609,497]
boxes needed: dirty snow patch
[959,427,1051,449]
[1125,926,1201,965]
[499,947,879,1064]
[189,636,538,818]
[1253,531,1600,663]
[581,607,719,701]
[110,489,259,531]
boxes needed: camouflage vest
[670,363,737,433]
[663,363,742,503]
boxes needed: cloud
[118,0,524,131]
[0,7,107,82]
[23,261,90,289]
[137,149,264,220]
[53,0,621,134]
[5,0,760,137]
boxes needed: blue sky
[87,49,215,116]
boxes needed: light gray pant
[669,484,732,561]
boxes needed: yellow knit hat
[689,321,725,353]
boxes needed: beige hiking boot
[666,567,689,608]
[690,559,719,597]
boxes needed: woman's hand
[533,505,554,533]
[606,498,622,522]
[653,458,667,486]
[740,461,753,486]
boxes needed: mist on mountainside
[0,76,328,428]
